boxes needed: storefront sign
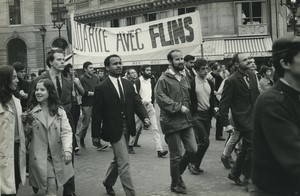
[224,52,271,58]
[70,11,202,57]
[238,24,268,36]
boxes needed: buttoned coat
[91,77,148,143]
[0,95,26,194]
[26,105,73,190]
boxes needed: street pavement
[19,107,248,196]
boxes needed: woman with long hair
[26,78,73,196]
[0,65,26,196]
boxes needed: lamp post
[280,0,300,35]
[39,25,47,69]
[50,0,68,49]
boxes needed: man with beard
[92,54,150,196]
[128,65,168,157]
[155,50,197,194]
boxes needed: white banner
[70,11,202,56]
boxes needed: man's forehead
[172,51,182,58]
[239,53,249,60]
[110,57,121,63]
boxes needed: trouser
[2,143,21,196]
[129,104,163,151]
[223,129,241,157]
[71,105,81,132]
[190,111,211,168]
[230,131,252,178]
[215,116,223,138]
[165,127,197,186]
[103,120,135,196]
[78,106,92,139]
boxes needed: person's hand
[26,112,35,126]
[21,111,28,123]
[144,118,151,128]
[64,151,72,165]
[19,90,28,99]
[180,105,190,114]
[88,91,94,96]
[225,125,234,133]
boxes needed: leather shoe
[179,177,186,190]
[133,144,141,147]
[216,136,226,141]
[128,146,135,154]
[104,185,115,195]
[221,154,232,169]
[228,173,244,186]
[32,187,39,193]
[80,138,85,148]
[157,150,168,157]
[188,163,200,175]
[170,185,187,194]
[96,143,109,151]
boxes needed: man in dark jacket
[219,52,260,186]
[251,35,300,196]
[91,54,150,196]
[155,49,197,194]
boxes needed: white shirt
[138,76,152,103]
[195,75,211,111]
[109,75,124,98]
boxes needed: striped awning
[190,40,224,60]
[224,37,272,58]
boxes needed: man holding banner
[155,49,197,194]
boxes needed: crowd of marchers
[1,34,300,196]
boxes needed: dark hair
[83,61,92,70]
[194,58,208,71]
[140,65,151,74]
[104,54,121,67]
[38,69,46,76]
[259,66,271,77]
[12,62,25,72]
[276,49,300,78]
[167,49,181,62]
[184,55,195,62]
[62,63,73,77]
[0,65,14,106]
[209,61,219,70]
[30,73,36,77]
[28,79,60,116]
[46,48,64,68]
[232,53,240,65]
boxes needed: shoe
[197,168,204,173]
[228,173,244,186]
[188,163,200,175]
[228,155,235,164]
[157,150,168,157]
[221,154,232,169]
[96,143,109,151]
[74,147,80,154]
[170,185,187,194]
[179,177,186,190]
[128,146,135,154]
[133,144,141,147]
[32,187,39,193]
[104,185,115,195]
[216,136,226,141]
[80,138,85,148]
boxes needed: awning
[65,44,200,69]
[190,40,224,60]
[224,37,272,58]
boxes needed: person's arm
[219,79,234,131]
[74,77,85,95]
[260,97,300,186]
[60,109,73,165]
[131,83,150,126]
[155,79,182,114]
[91,85,103,139]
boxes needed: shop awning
[224,37,272,58]
[65,44,200,69]
[190,40,224,61]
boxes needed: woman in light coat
[26,78,73,195]
[0,65,26,196]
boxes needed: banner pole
[201,43,204,58]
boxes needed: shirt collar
[109,75,121,82]
[169,68,183,77]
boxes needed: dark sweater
[80,73,99,106]
[252,79,300,195]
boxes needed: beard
[172,62,184,71]
[143,72,151,79]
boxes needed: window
[144,13,157,22]
[111,19,119,27]
[126,16,136,26]
[178,7,196,15]
[9,0,21,25]
[235,1,267,25]
[88,23,95,27]
[52,0,64,12]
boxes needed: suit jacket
[28,71,73,113]
[91,77,148,143]
[219,69,260,132]
[252,80,300,195]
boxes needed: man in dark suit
[91,54,150,196]
[219,52,260,187]
[251,35,300,196]
[28,48,82,196]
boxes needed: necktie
[56,76,62,97]
[117,79,125,103]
